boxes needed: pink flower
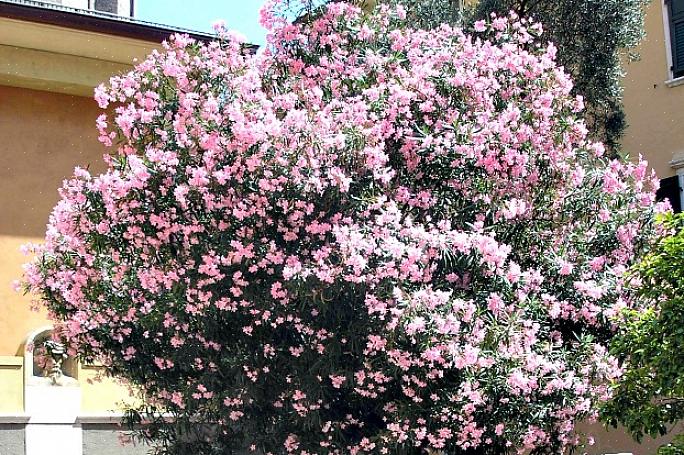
[329,375,346,388]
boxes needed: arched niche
[23,325,78,387]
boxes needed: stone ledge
[0,414,30,424]
[665,76,684,88]
[0,356,23,367]
[76,414,125,424]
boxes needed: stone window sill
[665,76,684,88]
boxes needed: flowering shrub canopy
[23,3,662,454]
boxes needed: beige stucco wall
[622,0,684,179]
[0,356,23,412]
[79,364,139,413]
[580,421,682,455]
[0,85,134,413]
[0,21,156,348]
[0,9,170,417]
[0,85,105,356]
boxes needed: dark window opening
[657,175,682,213]
[94,0,117,14]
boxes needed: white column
[25,423,82,455]
[24,385,83,455]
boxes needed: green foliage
[603,212,684,453]
[659,435,684,455]
[382,0,465,28]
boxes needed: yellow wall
[587,4,684,450]
[0,85,105,356]
[0,236,49,356]
[0,85,132,413]
[622,0,684,178]
[0,14,170,416]
[79,364,140,413]
[0,356,23,412]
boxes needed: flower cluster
[23,2,662,454]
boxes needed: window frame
[664,0,684,85]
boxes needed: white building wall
[42,0,133,17]
[59,0,89,9]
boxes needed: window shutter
[657,175,682,213]
[670,0,684,77]
[94,0,118,14]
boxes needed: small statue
[30,339,78,387]
[43,340,68,386]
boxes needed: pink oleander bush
[22,2,663,454]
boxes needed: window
[94,0,117,14]
[667,0,684,78]
[657,175,682,212]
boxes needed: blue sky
[135,1,268,46]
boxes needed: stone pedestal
[24,385,82,455]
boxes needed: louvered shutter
[670,0,684,77]
[657,175,682,213]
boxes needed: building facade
[0,1,215,454]
[623,0,684,212]
[44,0,134,16]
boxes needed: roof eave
[0,0,258,52]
